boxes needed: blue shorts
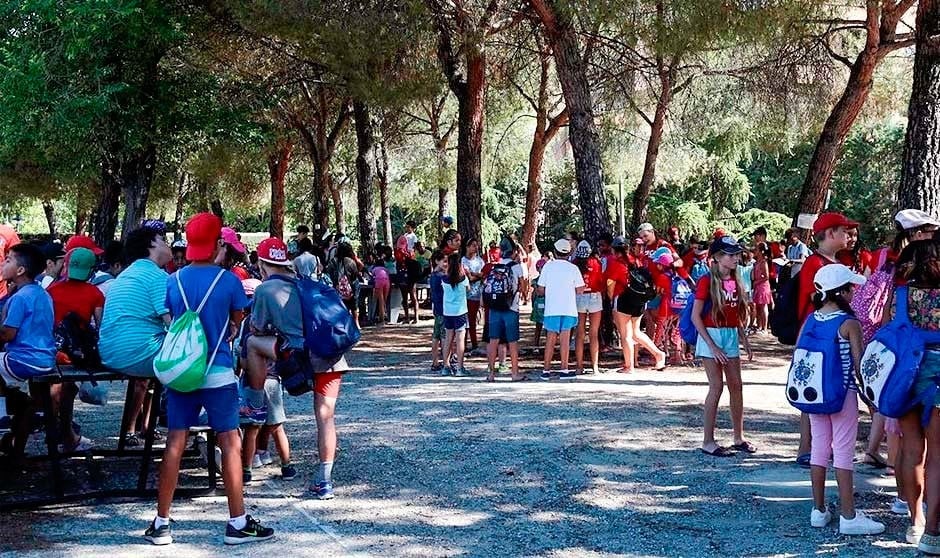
[695,327,740,359]
[443,314,468,331]
[166,383,239,433]
[543,315,578,334]
[488,310,520,343]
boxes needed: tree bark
[377,140,393,244]
[267,140,292,238]
[119,145,157,240]
[329,173,344,234]
[210,198,225,221]
[900,0,940,214]
[353,100,378,250]
[74,202,88,236]
[530,0,610,240]
[631,65,671,229]
[42,199,56,236]
[93,164,122,245]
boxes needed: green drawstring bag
[154,270,228,392]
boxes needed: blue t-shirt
[165,265,249,389]
[442,277,469,317]
[2,283,56,371]
[429,271,445,317]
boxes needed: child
[371,255,391,325]
[0,243,56,460]
[804,264,884,535]
[751,243,772,333]
[538,239,585,381]
[573,241,604,375]
[531,259,547,347]
[441,252,470,376]
[428,251,447,374]
[737,249,754,331]
[690,236,754,457]
[651,250,683,366]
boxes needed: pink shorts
[809,392,859,470]
[315,372,343,398]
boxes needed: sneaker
[440,366,452,377]
[539,371,552,381]
[558,370,577,381]
[430,363,444,374]
[454,367,469,377]
[251,453,263,468]
[223,515,275,545]
[311,481,335,500]
[59,436,93,453]
[892,498,910,516]
[920,532,940,554]
[281,464,297,480]
[580,368,596,375]
[125,432,142,447]
[213,446,223,474]
[839,511,885,535]
[497,363,510,375]
[144,520,173,545]
[257,450,273,466]
[810,508,831,528]
[907,524,926,544]
[243,469,252,484]
[238,402,267,426]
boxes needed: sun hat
[185,213,222,262]
[895,209,940,231]
[575,240,591,258]
[66,247,96,281]
[554,238,572,255]
[814,264,865,294]
[65,235,104,256]
[221,227,246,254]
[654,252,674,266]
[709,236,744,256]
[257,237,290,266]
[812,212,859,234]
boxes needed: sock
[228,514,247,530]
[154,515,170,528]
[317,461,334,484]
[245,387,265,409]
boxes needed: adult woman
[611,243,665,372]
[573,240,604,375]
[461,237,485,353]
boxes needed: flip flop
[485,376,496,383]
[700,446,735,457]
[510,376,530,382]
[731,441,757,454]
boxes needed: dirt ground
[0,307,922,557]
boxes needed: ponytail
[811,284,856,316]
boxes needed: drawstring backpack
[850,249,893,343]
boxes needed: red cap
[221,227,246,254]
[257,237,289,265]
[65,235,104,256]
[712,228,727,239]
[812,212,858,234]
[185,213,222,262]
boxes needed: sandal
[796,453,812,468]
[863,451,888,469]
[731,441,757,454]
[510,376,530,382]
[485,375,496,383]
[700,446,735,457]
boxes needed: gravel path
[0,314,921,557]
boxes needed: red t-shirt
[580,257,605,293]
[0,225,20,300]
[47,280,105,325]
[604,257,629,298]
[837,249,872,274]
[694,275,741,328]
[797,253,838,323]
[654,271,673,318]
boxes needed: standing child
[538,239,585,381]
[428,251,447,374]
[737,249,754,331]
[751,243,772,333]
[442,252,470,376]
[530,259,547,347]
[371,255,391,325]
[802,265,884,535]
[690,236,754,457]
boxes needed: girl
[428,251,448,374]
[461,238,485,354]
[612,244,665,372]
[371,251,391,325]
[751,242,772,333]
[803,264,884,535]
[690,236,754,457]
[441,252,470,376]
[737,249,754,332]
[573,240,604,375]
[651,250,684,365]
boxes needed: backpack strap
[195,270,227,313]
[206,316,229,370]
[895,285,911,325]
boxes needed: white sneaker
[251,453,262,468]
[839,511,885,535]
[257,450,273,466]
[907,525,926,544]
[810,508,832,528]
[891,498,910,515]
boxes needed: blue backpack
[679,296,710,346]
[785,311,851,414]
[690,260,709,282]
[859,286,940,420]
[271,274,361,363]
[669,274,693,311]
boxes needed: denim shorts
[166,383,239,433]
[488,310,520,343]
[576,292,603,314]
[543,315,578,334]
[695,327,740,359]
[914,349,940,408]
[443,314,468,331]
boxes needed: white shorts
[576,292,603,314]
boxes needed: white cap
[895,209,940,231]
[813,264,866,294]
[637,223,654,233]
[554,238,572,254]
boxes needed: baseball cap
[812,212,858,234]
[554,238,571,255]
[654,252,674,266]
[221,227,246,254]
[65,235,104,256]
[637,223,654,233]
[170,239,187,251]
[66,247,96,281]
[42,242,65,261]
[575,240,591,258]
[442,215,454,226]
[257,237,290,266]
[612,235,626,248]
[709,236,744,256]
[712,228,727,239]
[185,213,222,262]
[895,209,940,231]
[814,263,866,294]
[633,238,644,245]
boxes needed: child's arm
[0,326,16,343]
[843,318,865,389]
[738,325,753,361]
[880,287,896,326]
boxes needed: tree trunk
[329,174,344,234]
[210,199,225,221]
[267,140,292,238]
[631,74,670,229]
[353,101,378,250]
[174,172,188,240]
[377,140,392,244]
[120,146,157,240]
[74,202,88,236]
[453,49,485,243]
[530,0,610,240]
[900,0,940,214]
[93,164,122,246]
[42,199,56,236]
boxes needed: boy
[241,238,298,483]
[144,212,273,546]
[538,239,585,381]
[484,239,526,382]
[428,251,447,374]
[0,243,56,458]
[37,242,65,289]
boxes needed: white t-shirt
[462,255,485,300]
[404,232,418,252]
[540,259,584,318]
[442,277,469,316]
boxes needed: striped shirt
[814,310,856,392]
[99,259,169,370]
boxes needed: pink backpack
[850,249,893,343]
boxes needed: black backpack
[482,263,516,311]
[770,274,800,345]
[54,312,102,369]
[624,266,657,305]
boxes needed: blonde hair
[708,258,748,325]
